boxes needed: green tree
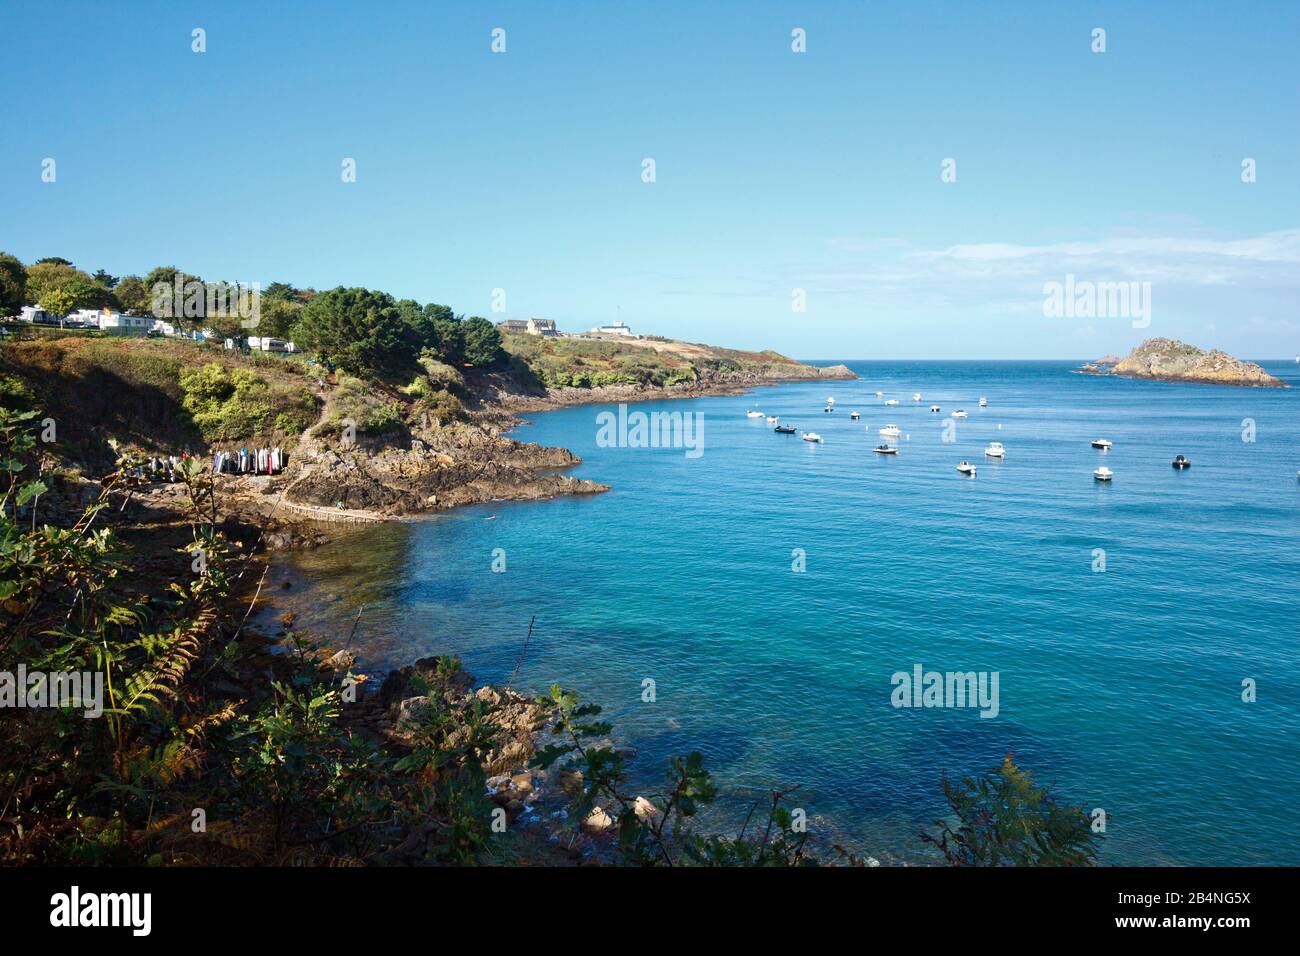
[296,286,418,377]
[460,316,503,366]
[257,295,304,338]
[25,261,111,313]
[921,754,1101,866]
[112,275,152,315]
[262,281,298,301]
[143,265,203,322]
[0,252,27,315]
[37,288,77,317]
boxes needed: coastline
[242,362,858,528]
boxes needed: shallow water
[263,360,1300,865]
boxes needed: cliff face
[1081,338,1287,388]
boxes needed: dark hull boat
[1172,455,1191,469]
[873,445,898,455]
[774,425,797,434]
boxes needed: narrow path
[279,499,392,524]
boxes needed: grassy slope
[499,331,820,390]
[0,335,321,468]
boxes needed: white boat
[884,399,899,406]
[984,442,1005,458]
[913,393,921,401]
[873,444,899,455]
[879,424,901,437]
[1094,466,1113,482]
[1091,438,1112,450]
[766,416,778,424]
[850,411,860,420]
[951,409,968,419]
[802,432,823,443]
[929,405,941,413]
[956,461,977,476]
[874,390,883,397]
[746,410,764,418]
[826,397,835,405]
[979,397,988,407]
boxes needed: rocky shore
[475,360,857,413]
[283,422,608,517]
[206,356,851,535]
[1077,338,1286,387]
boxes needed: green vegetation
[0,253,29,316]
[315,372,405,440]
[179,363,318,442]
[24,260,114,315]
[0,337,320,460]
[294,287,503,380]
[921,754,1101,866]
[503,333,698,389]
[0,405,504,865]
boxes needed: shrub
[179,362,316,442]
[921,754,1101,866]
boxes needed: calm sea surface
[263,361,1300,865]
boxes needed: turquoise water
[271,361,1300,865]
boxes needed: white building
[248,336,296,353]
[589,320,635,337]
[67,308,103,325]
[98,311,153,333]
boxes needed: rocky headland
[1077,338,1286,387]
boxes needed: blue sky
[2,0,1297,358]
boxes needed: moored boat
[746,410,764,418]
[952,409,968,419]
[879,424,901,437]
[874,444,899,455]
[984,441,1005,458]
[766,415,778,424]
[774,424,796,434]
[1092,438,1112,450]
[850,411,860,420]
[802,432,823,443]
[929,404,941,413]
[956,461,977,476]
[1094,466,1113,481]
[1172,455,1191,469]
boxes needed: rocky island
[1077,337,1287,387]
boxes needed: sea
[261,360,1300,865]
